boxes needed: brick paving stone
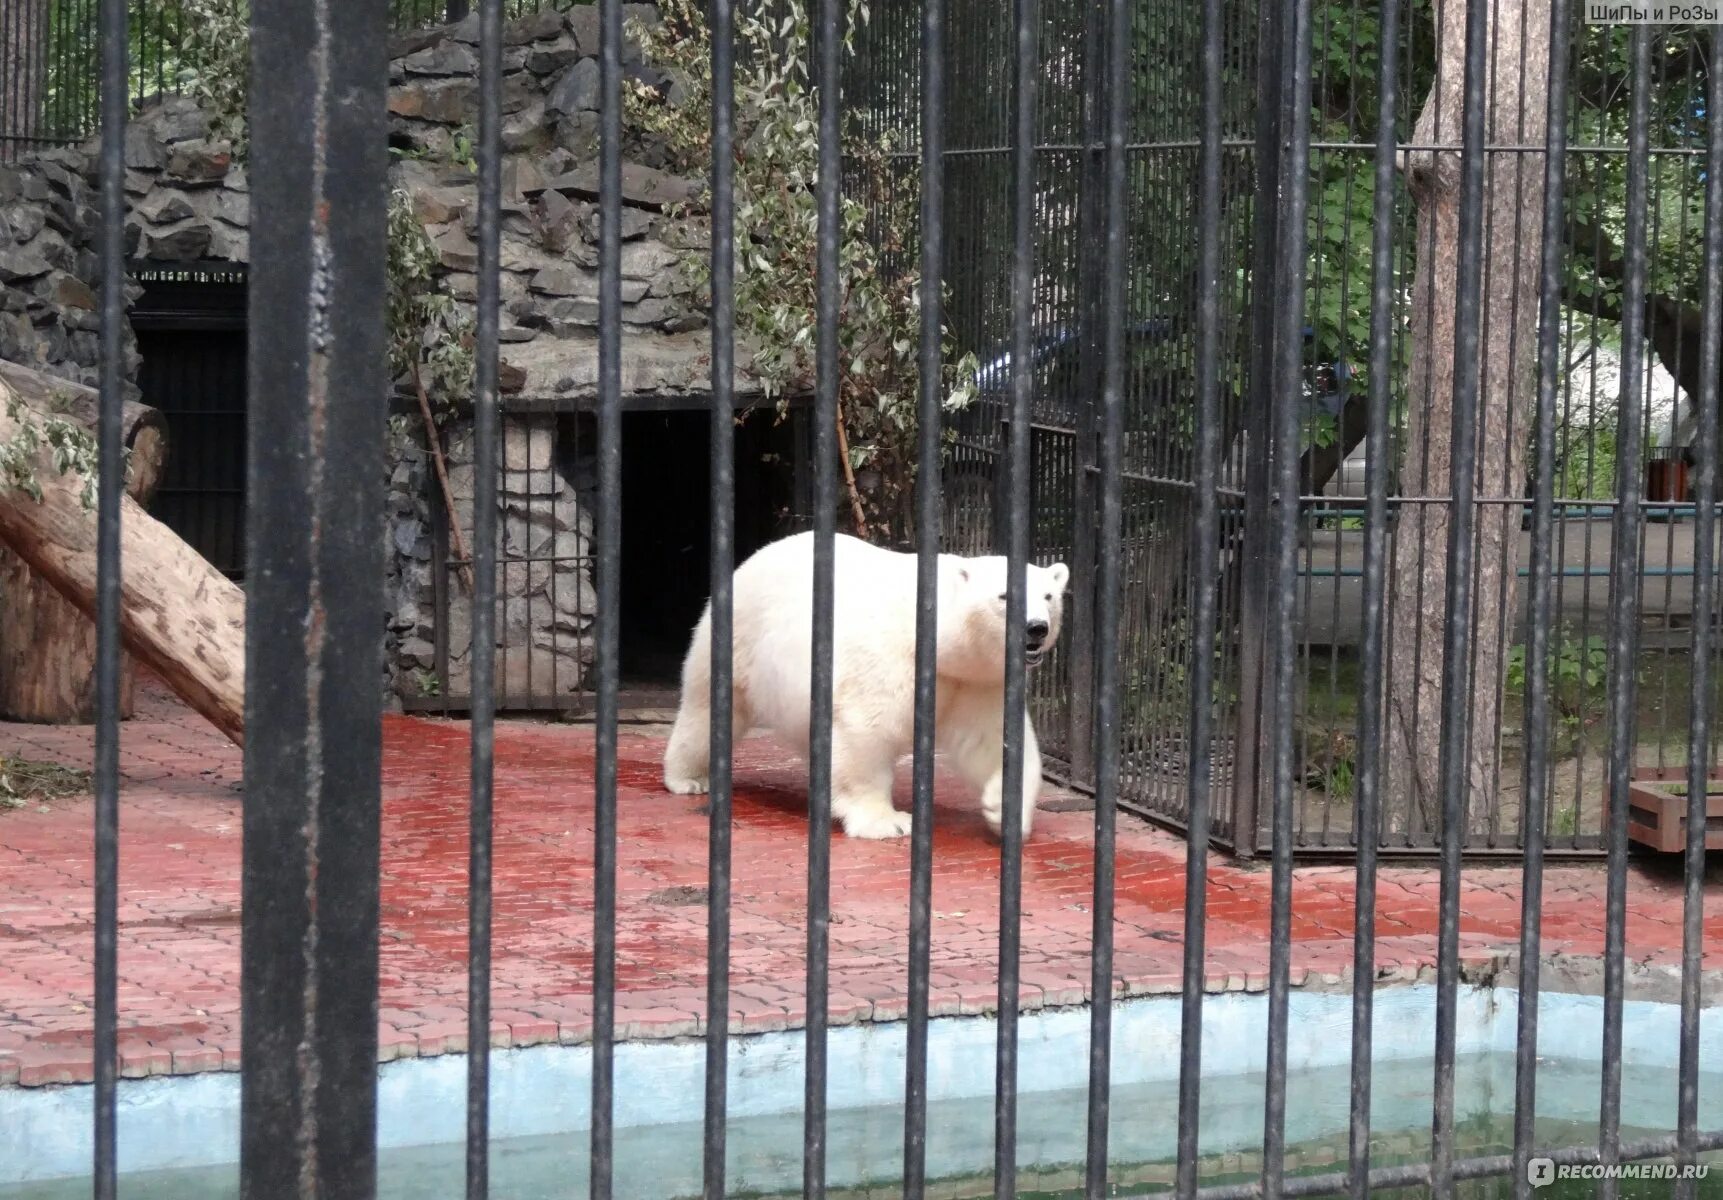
[3,672,1722,1086]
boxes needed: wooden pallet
[1627,769,1723,852]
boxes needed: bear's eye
[997,592,1008,601]
[1044,593,1051,601]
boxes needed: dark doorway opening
[130,263,249,579]
[618,404,810,697]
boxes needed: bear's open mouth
[1025,647,1047,668]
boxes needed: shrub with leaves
[1505,626,1615,756]
[173,0,251,155]
[626,0,978,546]
[387,189,476,416]
[0,392,107,510]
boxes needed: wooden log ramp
[0,358,244,746]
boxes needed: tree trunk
[0,0,47,145]
[0,362,170,724]
[1385,0,1550,837]
[0,363,245,746]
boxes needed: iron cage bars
[60,3,1723,1200]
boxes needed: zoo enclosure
[50,1,1723,1200]
[11,0,1713,857]
[847,0,1723,857]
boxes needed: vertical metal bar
[465,0,502,1193]
[996,0,1037,1193]
[1599,26,1653,1199]
[1172,0,1222,1192]
[240,0,389,1195]
[1347,0,1403,1190]
[1064,0,1104,793]
[703,0,736,1193]
[1261,0,1311,1190]
[1676,34,1723,1198]
[1430,0,1492,1186]
[1082,0,1128,1191]
[807,0,842,1194]
[1232,0,1286,858]
[3,0,17,155]
[903,0,944,1190]
[1511,0,1572,1193]
[91,0,125,1191]
[591,0,623,1196]
[21,0,34,143]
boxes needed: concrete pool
[6,982,1723,1198]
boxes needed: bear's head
[938,554,1072,683]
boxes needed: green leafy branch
[1,392,108,511]
[626,0,978,545]
[388,188,478,592]
[174,0,251,156]
[1505,627,1615,756]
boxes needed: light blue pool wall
[7,982,1723,1191]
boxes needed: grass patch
[0,754,93,811]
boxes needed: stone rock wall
[385,4,759,405]
[120,98,250,264]
[382,3,741,705]
[0,148,142,400]
[0,5,740,712]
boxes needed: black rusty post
[239,1,389,1196]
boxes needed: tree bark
[0,0,47,144]
[0,362,245,746]
[1386,0,1551,837]
[0,377,166,724]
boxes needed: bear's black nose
[1026,618,1050,644]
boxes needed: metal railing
[845,0,1723,859]
[53,1,1723,1200]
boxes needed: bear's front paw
[981,795,1035,840]
[665,772,710,795]
[841,806,914,839]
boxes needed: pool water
[6,1054,1722,1198]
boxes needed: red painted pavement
[2,676,1719,1088]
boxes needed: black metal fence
[842,0,1723,858]
[47,0,1723,1197]
[16,0,1712,857]
[129,261,249,578]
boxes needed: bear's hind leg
[664,622,712,794]
[830,726,910,839]
[663,695,710,794]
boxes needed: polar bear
[662,531,1070,839]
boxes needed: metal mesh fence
[850,0,1723,859]
[8,0,1720,867]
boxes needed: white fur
[663,531,1070,840]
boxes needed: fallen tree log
[0,361,169,724]
[0,361,245,746]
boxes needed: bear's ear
[1048,562,1070,592]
